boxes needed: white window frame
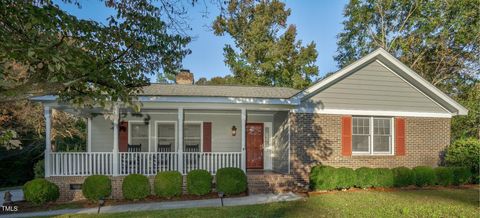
[128,120,152,152]
[154,121,177,152]
[184,121,203,152]
[352,116,395,156]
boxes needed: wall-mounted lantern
[231,125,237,136]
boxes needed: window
[352,117,393,155]
[156,122,176,152]
[129,122,149,152]
[184,123,202,152]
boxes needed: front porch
[43,107,291,177]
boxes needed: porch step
[247,173,296,194]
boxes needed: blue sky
[58,0,348,81]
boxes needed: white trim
[87,118,92,152]
[184,121,204,152]
[138,96,299,105]
[127,120,152,152]
[154,121,177,152]
[292,108,452,118]
[241,108,246,172]
[293,48,468,115]
[287,111,291,174]
[263,122,273,170]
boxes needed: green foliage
[216,168,247,195]
[187,170,212,196]
[309,165,337,190]
[335,167,356,189]
[34,159,44,178]
[0,0,190,106]
[122,174,150,200]
[82,175,111,201]
[154,171,182,198]
[451,167,472,185]
[213,0,318,89]
[392,167,415,187]
[355,167,377,188]
[434,167,454,186]
[412,166,436,187]
[374,168,394,188]
[23,178,59,204]
[445,138,480,183]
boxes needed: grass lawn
[52,188,479,218]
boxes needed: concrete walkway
[1,192,303,218]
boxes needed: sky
[58,0,348,81]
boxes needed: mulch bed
[0,192,248,215]
[307,184,479,197]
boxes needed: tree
[195,75,239,85]
[213,0,318,89]
[0,0,191,107]
[336,0,480,139]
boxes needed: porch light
[231,125,237,136]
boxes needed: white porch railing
[48,152,242,176]
[49,152,113,176]
[182,152,242,174]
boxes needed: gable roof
[293,48,468,115]
[141,84,299,99]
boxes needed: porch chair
[122,144,142,174]
[184,144,200,169]
[155,144,172,171]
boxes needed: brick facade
[289,113,451,184]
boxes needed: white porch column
[44,106,52,177]
[112,104,120,176]
[241,108,246,172]
[178,108,184,174]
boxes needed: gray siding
[301,60,446,113]
[272,111,289,173]
[90,116,113,152]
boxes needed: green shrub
[23,178,59,204]
[374,168,394,188]
[355,167,376,188]
[154,171,182,197]
[187,170,212,196]
[34,159,45,178]
[451,167,472,185]
[216,168,247,195]
[122,174,150,200]
[412,166,436,187]
[434,167,454,186]
[336,167,356,189]
[392,167,415,187]
[309,165,337,190]
[445,138,480,183]
[82,175,111,201]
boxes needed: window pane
[352,135,369,152]
[184,123,201,151]
[373,118,391,153]
[131,122,149,151]
[157,123,175,152]
[353,117,369,134]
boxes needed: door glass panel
[157,123,175,152]
[130,122,149,152]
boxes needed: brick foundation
[289,113,451,184]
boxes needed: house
[33,48,467,201]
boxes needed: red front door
[246,123,264,169]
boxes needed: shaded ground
[49,188,479,218]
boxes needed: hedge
[451,167,472,185]
[23,178,59,204]
[355,167,377,188]
[122,174,150,200]
[310,165,337,190]
[187,170,212,196]
[375,168,394,188]
[412,166,436,187]
[336,167,356,189]
[444,137,480,183]
[82,175,111,202]
[434,167,454,186]
[154,171,182,197]
[216,168,247,195]
[392,167,415,187]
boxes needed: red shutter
[395,117,406,156]
[119,121,128,152]
[203,122,212,152]
[341,116,352,156]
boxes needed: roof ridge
[147,83,300,90]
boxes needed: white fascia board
[292,108,452,118]
[293,48,468,115]
[137,96,300,105]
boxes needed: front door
[246,123,264,169]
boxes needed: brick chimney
[175,69,194,85]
